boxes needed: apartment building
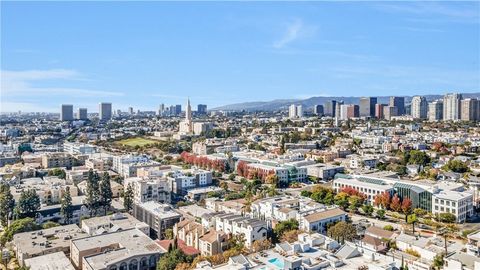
[81,212,149,236]
[13,224,88,266]
[168,169,212,195]
[70,228,163,270]
[202,212,268,248]
[41,152,75,169]
[63,142,96,154]
[133,201,181,239]
[10,177,78,205]
[124,177,171,204]
[112,154,160,178]
[299,208,347,233]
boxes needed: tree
[0,183,15,227]
[407,214,418,234]
[383,225,394,231]
[334,192,349,210]
[436,212,456,224]
[86,170,100,217]
[361,205,374,216]
[376,209,386,219]
[413,208,428,217]
[407,150,431,166]
[390,194,402,212]
[273,219,299,242]
[60,186,73,224]
[265,174,279,187]
[443,159,469,173]
[17,189,40,218]
[374,192,391,209]
[123,183,134,213]
[348,196,362,213]
[48,168,66,179]
[165,228,174,240]
[42,221,60,229]
[99,172,113,215]
[0,218,40,245]
[156,247,192,270]
[327,221,357,244]
[401,198,413,221]
[252,239,272,252]
[281,229,301,243]
[219,181,229,191]
[433,254,445,270]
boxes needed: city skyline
[2,1,479,112]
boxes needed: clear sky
[1,1,479,112]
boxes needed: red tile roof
[156,239,200,256]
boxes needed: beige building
[70,228,164,270]
[461,98,479,121]
[13,224,88,266]
[81,213,149,236]
[41,152,75,169]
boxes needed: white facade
[124,177,171,204]
[411,96,428,119]
[443,93,462,121]
[211,213,268,248]
[432,189,473,223]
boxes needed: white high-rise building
[99,102,112,121]
[60,104,74,121]
[288,104,303,119]
[288,104,297,118]
[443,93,462,121]
[339,104,349,120]
[296,105,303,118]
[428,100,443,122]
[411,96,428,119]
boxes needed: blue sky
[1,1,479,112]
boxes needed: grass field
[117,137,158,147]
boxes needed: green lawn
[117,137,158,147]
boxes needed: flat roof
[75,228,164,269]
[24,252,75,270]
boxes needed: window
[129,259,138,270]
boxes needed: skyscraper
[411,96,428,119]
[383,105,398,120]
[179,98,193,133]
[389,97,405,115]
[158,104,165,116]
[175,105,182,116]
[128,107,134,115]
[375,104,386,119]
[461,98,478,121]
[324,100,337,117]
[197,104,207,114]
[61,104,74,121]
[289,104,297,118]
[288,104,303,119]
[359,97,377,117]
[314,105,324,116]
[335,101,344,119]
[428,100,443,121]
[78,108,88,120]
[99,102,112,121]
[443,93,462,121]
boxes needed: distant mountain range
[212,93,480,112]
